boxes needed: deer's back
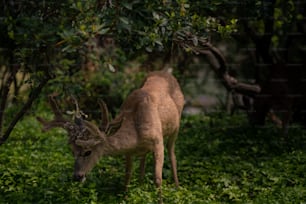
[141,71,184,114]
[119,71,184,141]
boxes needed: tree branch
[174,32,261,97]
[0,63,19,138]
[0,74,51,145]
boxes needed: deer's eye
[84,151,92,157]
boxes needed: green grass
[1,112,306,203]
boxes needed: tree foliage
[1,0,306,202]
[0,0,306,142]
[0,0,238,144]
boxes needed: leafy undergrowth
[1,112,306,203]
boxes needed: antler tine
[37,94,69,131]
[98,99,110,131]
[48,94,65,120]
[71,95,81,118]
[69,95,89,127]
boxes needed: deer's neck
[97,123,137,157]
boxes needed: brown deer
[37,71,184,190]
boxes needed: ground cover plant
[1,110,306,203]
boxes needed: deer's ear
[75,138,101,148]
[106,114,123,136]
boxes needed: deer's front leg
[125,155,133,191]
[139,154,146,183]
[153,142,164,187]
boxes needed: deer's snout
[73,173,86,182]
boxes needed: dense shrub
[1,111,306,203]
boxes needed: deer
[37,71,185,192]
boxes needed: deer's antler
[98,99,110,131]
[98,99,123,136]
[67,95,88,126]
[37,94,70,131]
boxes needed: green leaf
[122,2,133,10]
[98,28,110,35]
[192,36,198,46]
[119,17,129,25]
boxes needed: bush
[1,111,306,203]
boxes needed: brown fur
[38,71,185,190]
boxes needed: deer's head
[37,94,122,182]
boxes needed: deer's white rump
[37,71,184,189]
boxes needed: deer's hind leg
[167,131,179,187]
[124,155,133,191]
[153,141,164,188]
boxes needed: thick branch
[174,32,261,96]
[0,63,19,137]
[0,74,51,146]
[241,0,276,66]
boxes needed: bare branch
[174,31,261,97]
[0,73,50,145]
[0,64,19,139]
